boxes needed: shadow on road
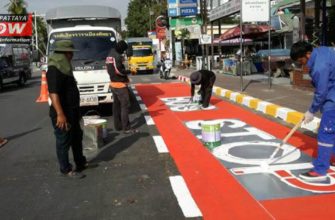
[6,127,41,141]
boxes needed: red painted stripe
[136,83,272,219]
[136,82,335,219]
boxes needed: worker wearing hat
[190,69,216,109]
[46,40,89,179]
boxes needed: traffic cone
[36,70,49,103]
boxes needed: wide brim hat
[190,71,202,84]
[52,40,79,52]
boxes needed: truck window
[48,31,117,61]
[132,48,153,57]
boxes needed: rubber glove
[303,111,314,124]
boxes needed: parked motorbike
[159,59,172,80]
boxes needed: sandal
[75,162,99,172]
[0,139,8,148]
[62,171,86,179]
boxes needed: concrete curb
[177,75,320,134]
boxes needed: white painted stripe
[152,136,169,153]
[133,90,138,94]
[130,85,136,89]
[144,115,155,125]
[231,162,313,175]
[242,96,253,107]
[275,107,293,120]
[139,104,147,111]
[229,92,240,102]
[136,96,142,101]
[169,176,202,218]
[220,89,228,97]
[256,101,271,113]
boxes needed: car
[0,44,32,91]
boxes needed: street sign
[168,8,178,17]
[208,0,240,22]
[180,0,197,3]
[180,7,198,16]
[168,0,198,17]
[242,0,269,22]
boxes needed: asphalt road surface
[0,71,196,220]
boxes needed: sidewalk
[172,67,320,134]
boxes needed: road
[0,71,192,220]
[1,69,334,219]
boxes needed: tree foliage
[125,0,167,38]
[6,0,27,14]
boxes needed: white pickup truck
[44,5,122,106]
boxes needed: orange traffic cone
[36,70,49,103]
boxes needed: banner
[242,0,269,22]
[0,14,33,44]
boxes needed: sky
[0,0,130,25]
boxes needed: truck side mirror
[32,50,39,62]
[126,47,133,57]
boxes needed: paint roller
[269,119,303,160]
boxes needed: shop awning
[205,38,253,46]
[220,24,274,41]
[220,38,253,46]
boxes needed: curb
[177,75,320,134]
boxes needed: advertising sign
[168,0,198,17]
[170,16,202,28]
[242,0,269,22]
[180,7,198,16]
[209,0,240,21]
[0,14,32,43]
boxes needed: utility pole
[34,11,38,51]
[200,0,208,69]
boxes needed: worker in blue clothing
[290,41,335,181]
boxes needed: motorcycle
[159,59,172,80]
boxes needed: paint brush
[269,119,303,160]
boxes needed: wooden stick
[269,119,303,159]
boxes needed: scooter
[159,59,172,80]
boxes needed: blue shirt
[307,47,335,113]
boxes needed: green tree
[175,28,190,60]
[125,0,167,37]
[6,0,27,14]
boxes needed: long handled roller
[269,119,303,160]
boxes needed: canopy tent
[220,24,274,41]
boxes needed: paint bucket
[84,118,108,139]
[201,120,221,150]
